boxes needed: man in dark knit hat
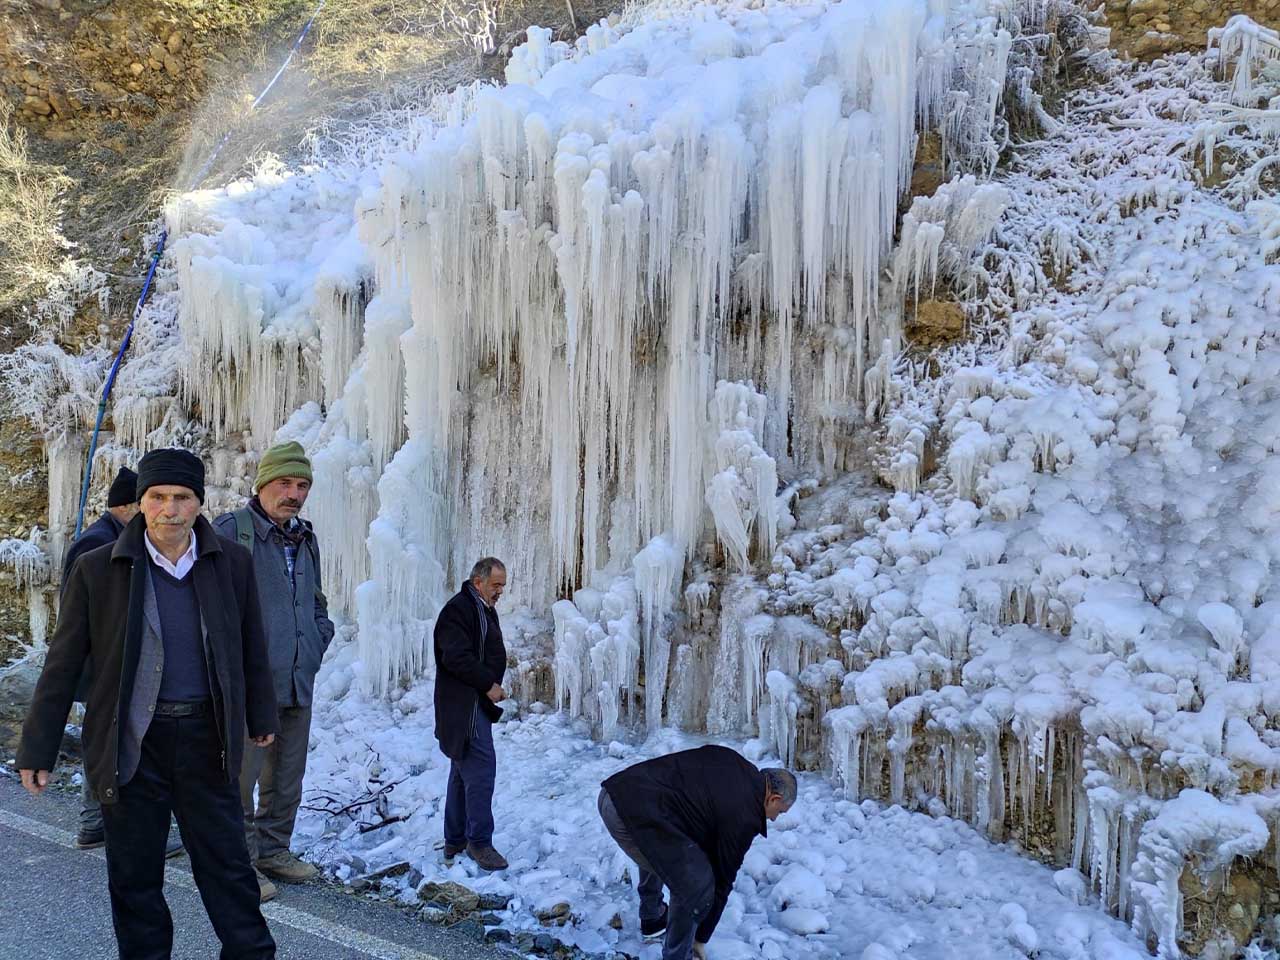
[214,439,334,901]
[19,447,279,960]
[60,465,141,849]
[61,466,139,588]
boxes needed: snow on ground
[297,643,1150,960]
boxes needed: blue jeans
[444,711,496,847]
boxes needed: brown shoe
[255,870,278,903]
[466,843,508,872]
[443,842,465,861]
[257,850,318,883]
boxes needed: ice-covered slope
[148,0,1019,698]
[297,664,1152,960]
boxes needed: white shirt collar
[144,528,198,580]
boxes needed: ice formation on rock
[144,0,1017,700]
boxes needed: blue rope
[72,0,326,539]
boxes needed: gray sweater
[212,507,334,708]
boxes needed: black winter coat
[18,515,279,804]
[433,584,506,761]
[602,745,767,944]
[61,511,125,701]
[61,512,124,592]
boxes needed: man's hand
[19,769,49,796]
[486,684,506,703]
[693,944,708,960]
[250,734,275,747]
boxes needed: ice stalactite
[892,176,1009,302]
[0,531,53,649]
[706,582,773,737]
[864,343,897,425]
[1208,14,1280,105]
[553,598,592,722]
[633,535,683,731]
[706,381,780,573]
[347,0,976,612]
[764,670,800,769]
[308,417,378,619]
[166,168,359,446]
[316,273,369,410]
[357,437,448,696]
[828,705,870,800]
[553,575,643,739]
[45,430,84,576]
[110,301,185,454]
[360,292,410,473]
[1129,791,1271,958]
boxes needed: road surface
[0,770,507,960]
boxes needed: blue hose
[72,234,165,538]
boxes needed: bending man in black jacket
[599,745,797,960]
[433,556,509,872]
[19,448,279,960]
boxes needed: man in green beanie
[214,440,334,901]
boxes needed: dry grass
[0,101,74,334]
[3,0,617,343]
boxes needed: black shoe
[641,903,669,939]
[76,827,105,850]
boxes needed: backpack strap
[233,507,255,549]
[303,532,322,593]
[238,506,325,606]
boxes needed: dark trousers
[81,769,104,831]
[598,788,714,960]
[102,712,275,960]
[443,712,496,847]
[241,704,312,861]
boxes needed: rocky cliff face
[1105,0,1279,57]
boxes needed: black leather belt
[154,699,210,718]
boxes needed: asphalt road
[0,770,507,960]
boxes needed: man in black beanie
[61,466,138,588]
[20,447,280,960]
[59,465,152,850]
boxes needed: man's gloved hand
[692,943,708,960]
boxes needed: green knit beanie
[255,441,312,492]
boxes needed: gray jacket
[212,507,334,709]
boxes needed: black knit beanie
[106,467,138,507]
[136,449,205,504]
